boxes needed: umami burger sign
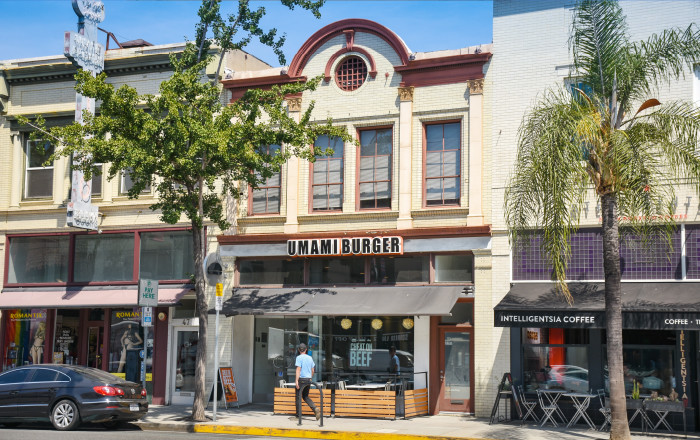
[287,236,403,257]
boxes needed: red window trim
[4,227,195,287]
[247,145,283,216]
[422,120,462,208]
[309,136,344,213]
[355,125,394,212]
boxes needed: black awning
[495,282,700,330]
[216,285,465,317]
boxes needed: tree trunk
[601,193,630,440]
[191,222,209,421]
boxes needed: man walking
[295,343,320,420]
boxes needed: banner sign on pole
[138,279,159,307]
[215,282,223,311]
[142,306,153,327]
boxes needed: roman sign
[287,236,403,257]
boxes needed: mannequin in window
[117,323,143,373]
[29,322,46,364]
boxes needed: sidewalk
[136,404,698,440]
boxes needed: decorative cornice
[411,207,470,218]
[398,86,414,102]
[223,75,307,102]
[286,97,302,112]
[395,52,491,88]
[468,78,484,95]
[217,224,491,245]
[288,19,410,78]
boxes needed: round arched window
[335,56,368,91]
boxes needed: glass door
[171,327,199,405]
[438,328,473,412]
[86,326,104,369]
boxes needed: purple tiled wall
[512,227,682,281]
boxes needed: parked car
[0,364,148,430]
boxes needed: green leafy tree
[24,0,349,421]
[505,1,700,438]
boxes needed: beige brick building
[216,19,493,415]
[0,41,269,406]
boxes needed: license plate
[130,403,139,411]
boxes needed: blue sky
[0,1,492,66]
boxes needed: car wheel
[51,399,80,431]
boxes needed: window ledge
[238,215,286,225]
[299,211,399,222]
[412,207,469,217]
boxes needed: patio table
[539,389,567,424]
[564,392,596,430]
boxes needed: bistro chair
[279,379,287,388]
[597,389,611,431]
[518,385,539,425]
[537,389,559,427]
[337,380,347,390]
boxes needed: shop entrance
[85,325,104,369]
[437,327,473,413]
[171,326,199,405]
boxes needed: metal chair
[597,389,611,431]
[537,389,559,427]
[279,379,287,388]
[337,380,346,390]
[518,385,539,425]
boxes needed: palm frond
[506,89,592,302]
[571,0,628,98]
[617,24,700,115]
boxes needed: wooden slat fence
[404,388,429,418]
[273,388,331,415]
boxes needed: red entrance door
[437,327,473,412]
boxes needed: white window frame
[24,139,54,199]
[120,168,151,195]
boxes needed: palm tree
[505,1,700,439]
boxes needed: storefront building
[0,40,270,405]
[487,0,700,425]
[495,226,700,429]
[218,19,493,414]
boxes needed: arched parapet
[288,19,411,78]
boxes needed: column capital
[468,79,484,95]
[286,97,302,112]
[398,86,414,102]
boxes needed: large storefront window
[109,309,144,383]
[139,230,194,280]
[369,256,429,284]
[3,309,47,369]
[53,310,80,365]
[252,316,414,403]
[7,236,69,283]
[522,328,589,392]
[74,233,134,282]
[309,258,365,284]
[239,259,304,285]
[604,330,676,397]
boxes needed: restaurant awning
[0,286,193,309]
[494,282,700,330]
[216,285,466,317]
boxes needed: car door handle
[9,391,18,396]
[48,388,57,393]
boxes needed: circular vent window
[335,56,368,91]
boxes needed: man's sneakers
[314,407,321,420]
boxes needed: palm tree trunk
[191,222,209,421]
[601,193,630,440]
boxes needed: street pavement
[136,404,700,440]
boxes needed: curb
[137,421,499,440]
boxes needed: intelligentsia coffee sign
[287,236,403,257]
